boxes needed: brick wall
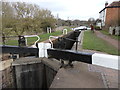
[105,7,120,28]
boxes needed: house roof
[99,1,120,13]
[109,1,120,6]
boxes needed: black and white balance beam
[47,49,119,70]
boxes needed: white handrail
[24,35,40,46]
[63,29,67,34]
[49,36,58,48]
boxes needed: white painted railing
[24,35,40,47]
[49,36,59,48]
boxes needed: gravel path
[95,31,120,50]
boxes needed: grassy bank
[82,30,118,55]
[5,27,72,46]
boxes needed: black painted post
[18,35,21,46]
[75,37,78,51]
[18,36,26,47]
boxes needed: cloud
[5,0,117,20]
[37,2,68,12]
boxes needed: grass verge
[82,30,118,55]
[100,30,120,40]
[5,27,72,46]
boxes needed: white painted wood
[38,43,51,58]
[38,43,45,57]
[92,53,119,70]
[63,29,67,34]
[44,43,51,58]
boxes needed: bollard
[18,36,26,47]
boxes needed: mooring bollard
[18,36,26,47]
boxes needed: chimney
[105,1,108,7]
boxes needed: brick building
[99,1,120,29]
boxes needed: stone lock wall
[0,54,14,88]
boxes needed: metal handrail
[49,36,58,48]
[24,35,40,46]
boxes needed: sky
[3,0,118,20]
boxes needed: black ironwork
[47,48,94,64]
[18,36,26,46]
[56,36,80,51]
[53,31,81,50]
[1,45,39,57]
[2,35,26,46]
[75,37,78,51]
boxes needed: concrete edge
[12,58,42,66]
[41,58,61,71]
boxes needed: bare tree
[2,2,15,36]
[2,2,57,36]
[88,17,95,25]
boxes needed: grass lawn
[5,39,18,46]
[82,30,118,55]
[5,27,72,46]
[100,30,120,40]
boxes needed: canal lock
[2,30,81,89]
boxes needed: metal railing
[2,35,40,47]
[24,35,40,47]
[49,36,59,48]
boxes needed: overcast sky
[4,0,117,20]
